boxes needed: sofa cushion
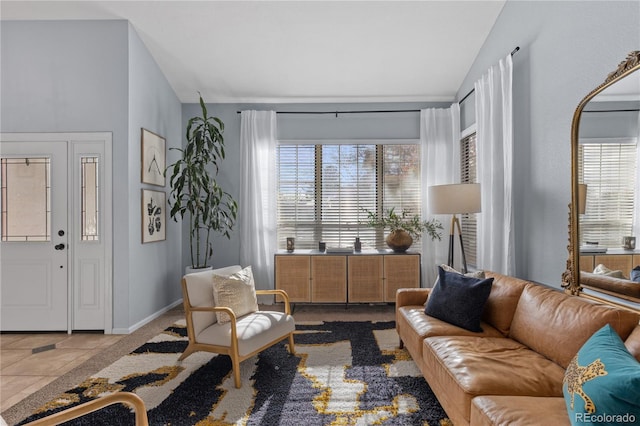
[422,335,565,424]
[424,265,486,304]
[471,396,570,426]
[439,264,486,280]
[197,311,295,357]
[481,272,528,336]
[397,305,504,373]
[183,265,243,334]
[563,324,640,424]
[212,266,259,324]
[593,263,625,279]
[425,266,494,332]
[508,283,640,369]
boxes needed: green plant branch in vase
[363,207,443,252]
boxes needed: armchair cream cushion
[212,266,258,323]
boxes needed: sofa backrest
[509,283,640,369]
[183,265,242,336]
[580,272,640,302]
[482,272,528,335]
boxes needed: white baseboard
[111,299,183,335]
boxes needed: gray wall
[127,25,183,329]
[456,0,640,287]
[580,101,640,139]
[1,20,182,331]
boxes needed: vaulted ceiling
[2,1,506,103]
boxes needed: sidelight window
[81,156,100,241]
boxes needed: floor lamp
[428,183,481,273]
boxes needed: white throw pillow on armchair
[212,266,259,323]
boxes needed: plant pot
[185,265,213,275]
[385,230,413,253]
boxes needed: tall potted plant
[167,94,238,270]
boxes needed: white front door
[1,133,112,332]
[1,141,68,330]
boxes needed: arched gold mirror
[564,51,640,312]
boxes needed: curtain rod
[583,109,640,113]
[457,46,520,105]
[235,46,521,116]
[236,109,420,116]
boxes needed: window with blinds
[460,133,478,266]
[578,139,637,247]
[277,142,421,249]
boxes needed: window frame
[277,138,421,250]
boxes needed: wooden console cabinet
[579,249,640,279]
[274,250,420,303]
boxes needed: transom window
[277,141,421,250]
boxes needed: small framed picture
[141,128,166,186]
[142,189,166,243]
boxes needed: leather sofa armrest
[396,288,431,307]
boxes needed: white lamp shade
[429,183,481,214]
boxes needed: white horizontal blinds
[277,145,316,248]
[460,133,478,265]
[383,144,421,209]
[277,142,421,250]
[382,144,422,242]
[578,140,636,247]
[321,145,377,247]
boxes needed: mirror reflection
[575,59,640,308]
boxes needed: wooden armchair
[179,265,295,388]
[24,392,148,426]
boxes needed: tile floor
[0,332,123,412]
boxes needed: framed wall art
[142,189,166,243]
[141,128,166,186]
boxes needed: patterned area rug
[19,321,450,425]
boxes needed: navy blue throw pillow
[425,266,494,332]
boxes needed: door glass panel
[1,157,51,242]
[81,157,99,241]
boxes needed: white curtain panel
[475,54,515,275]
[420,104,460,286]
[239,110,278,290]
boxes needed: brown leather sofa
[580,271,640,303]
[396,272,640,425]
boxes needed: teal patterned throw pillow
[563,324,640,425]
